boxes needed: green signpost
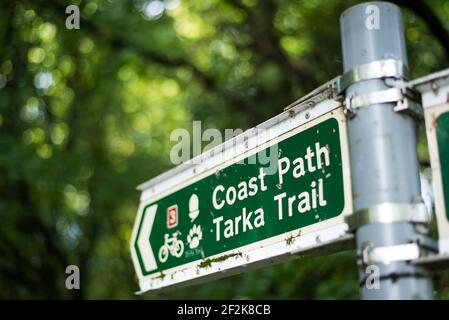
[130,103,352,293]
[436,111,449,222]
[415,69,449,257]
[126,1,449,298]
[127,55,449,297]
[424,102,449,254]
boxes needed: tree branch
[225,0,320,91]
[392,0,449,60]
[33,0,219,91]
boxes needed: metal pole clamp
[346,202,430,232]
[337,58,408,93]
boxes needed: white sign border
[413,70,449,254]
[424,103,449,254]
[130,100,353,293]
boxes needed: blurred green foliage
[0,0,449,299]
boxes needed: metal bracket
[411,234,439,252]
[412,254,449,271]
[393,90,423,119]
[337,58,408,93]
[343,86,423,119]
[337,58,424,119]
[405,68,449,109]
[359,243,421,266]
[358,235,438,268]
[346,202,429,232]
[347,87,403,111]
[410,235,449,271]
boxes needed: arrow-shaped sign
[130,102,353,293]
[132,204,158,275]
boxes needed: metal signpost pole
[340,2,433,299]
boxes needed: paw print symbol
[187,224,202,249]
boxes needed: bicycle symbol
[158,231,184,263]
